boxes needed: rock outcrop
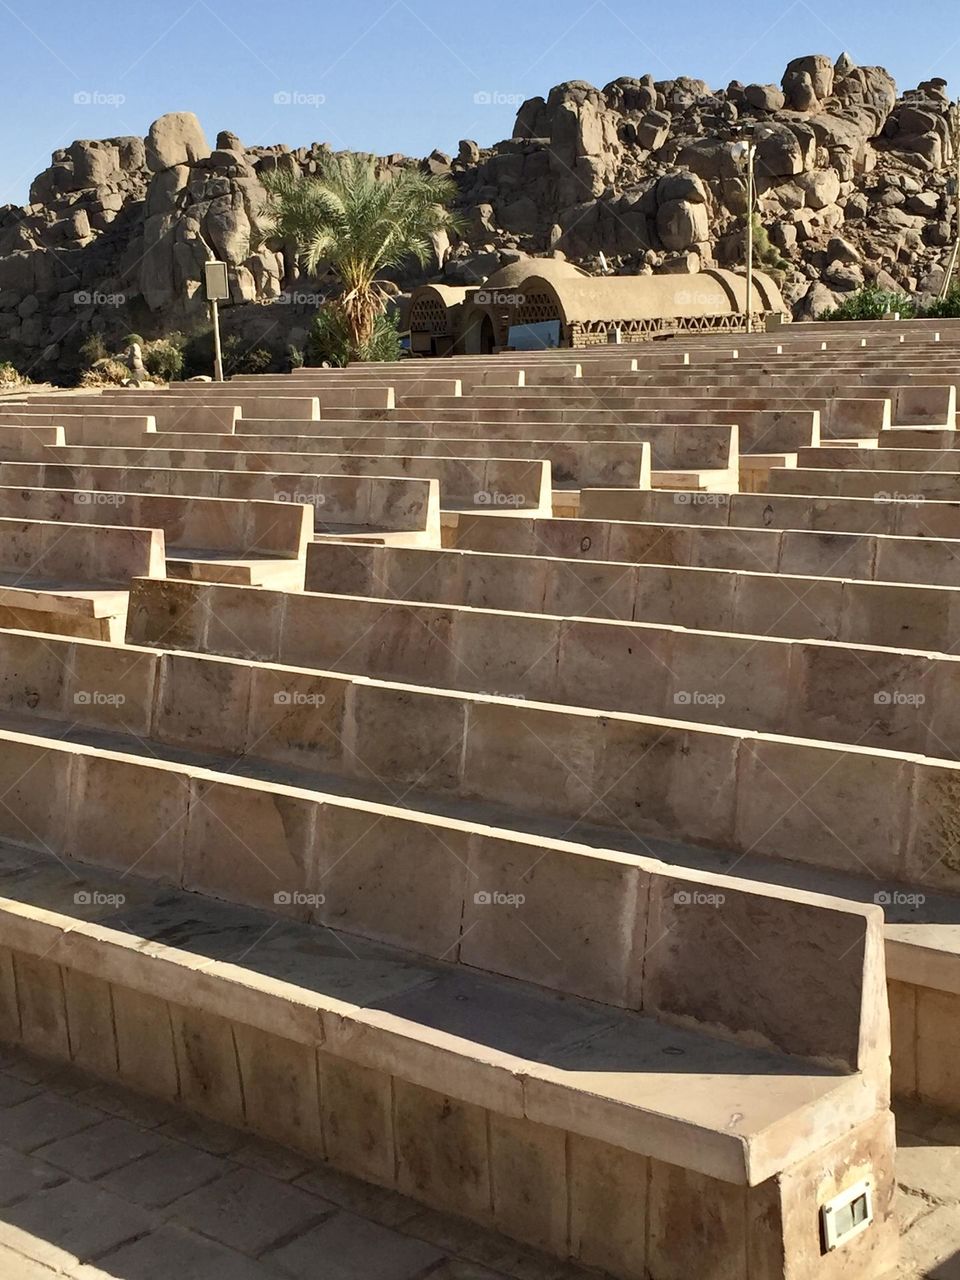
[0,53,957,375]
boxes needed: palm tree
[258,154,462,360]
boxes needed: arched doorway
[479,313,496,354]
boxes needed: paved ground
[0,1043,959,1278]
[894,1101,960,1278]
[0,1043,599,1279]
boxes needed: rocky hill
[0,51,956,376]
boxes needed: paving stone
[0,1075,42,1108]
[35,1115,166,1180]
[895,1185,938,1235]
[898,1201,960,1277]
[0,1147,65,1207]
[294,1166,424,1228]
[159,1112,247,1156]
[0,1093,102,1153]
[898,1140,960,1205]
[96,1139,226,1209]
[0,1178,156,1269]
[424,1264,513,1280]
[74,1224,281,1279]
[265,1210,445,1279]
[73,1081,180,1129]
[400,1211,580,1280]
[233,1137,315,1182]
[168,1166,329,1256]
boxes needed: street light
[731,136,757,334]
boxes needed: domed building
[408,261,787,354]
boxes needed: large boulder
[782,54,835,105]
[656,198,709,251]
[146,113,211,173]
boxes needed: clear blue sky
[2,0,959,207]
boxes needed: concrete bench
[20,397,240,434]
[68,390,325,422]
[0,809,893,1276]
[303,539,960,653]
[135,431,653,492]
[0,423,65,460]
[102,576,960,759]
[578,487,960,540]
[39,444,553,516]
[767,467,960,504]
[447,511,960,588]
[0,462,441,548]
[0,409,157,446]
[0,487,311,588]
[798,445,960,472]
[0,517,164,641]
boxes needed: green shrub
[123,333,145,348]
[305,306,401,366]
[142,336,185,381]
[820,285,916,321]
[222,338,274,376]
[922,285,960,318]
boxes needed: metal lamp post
[731,137,757,334]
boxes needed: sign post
[203,261,230,381]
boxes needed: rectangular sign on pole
[204,261,230,302]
